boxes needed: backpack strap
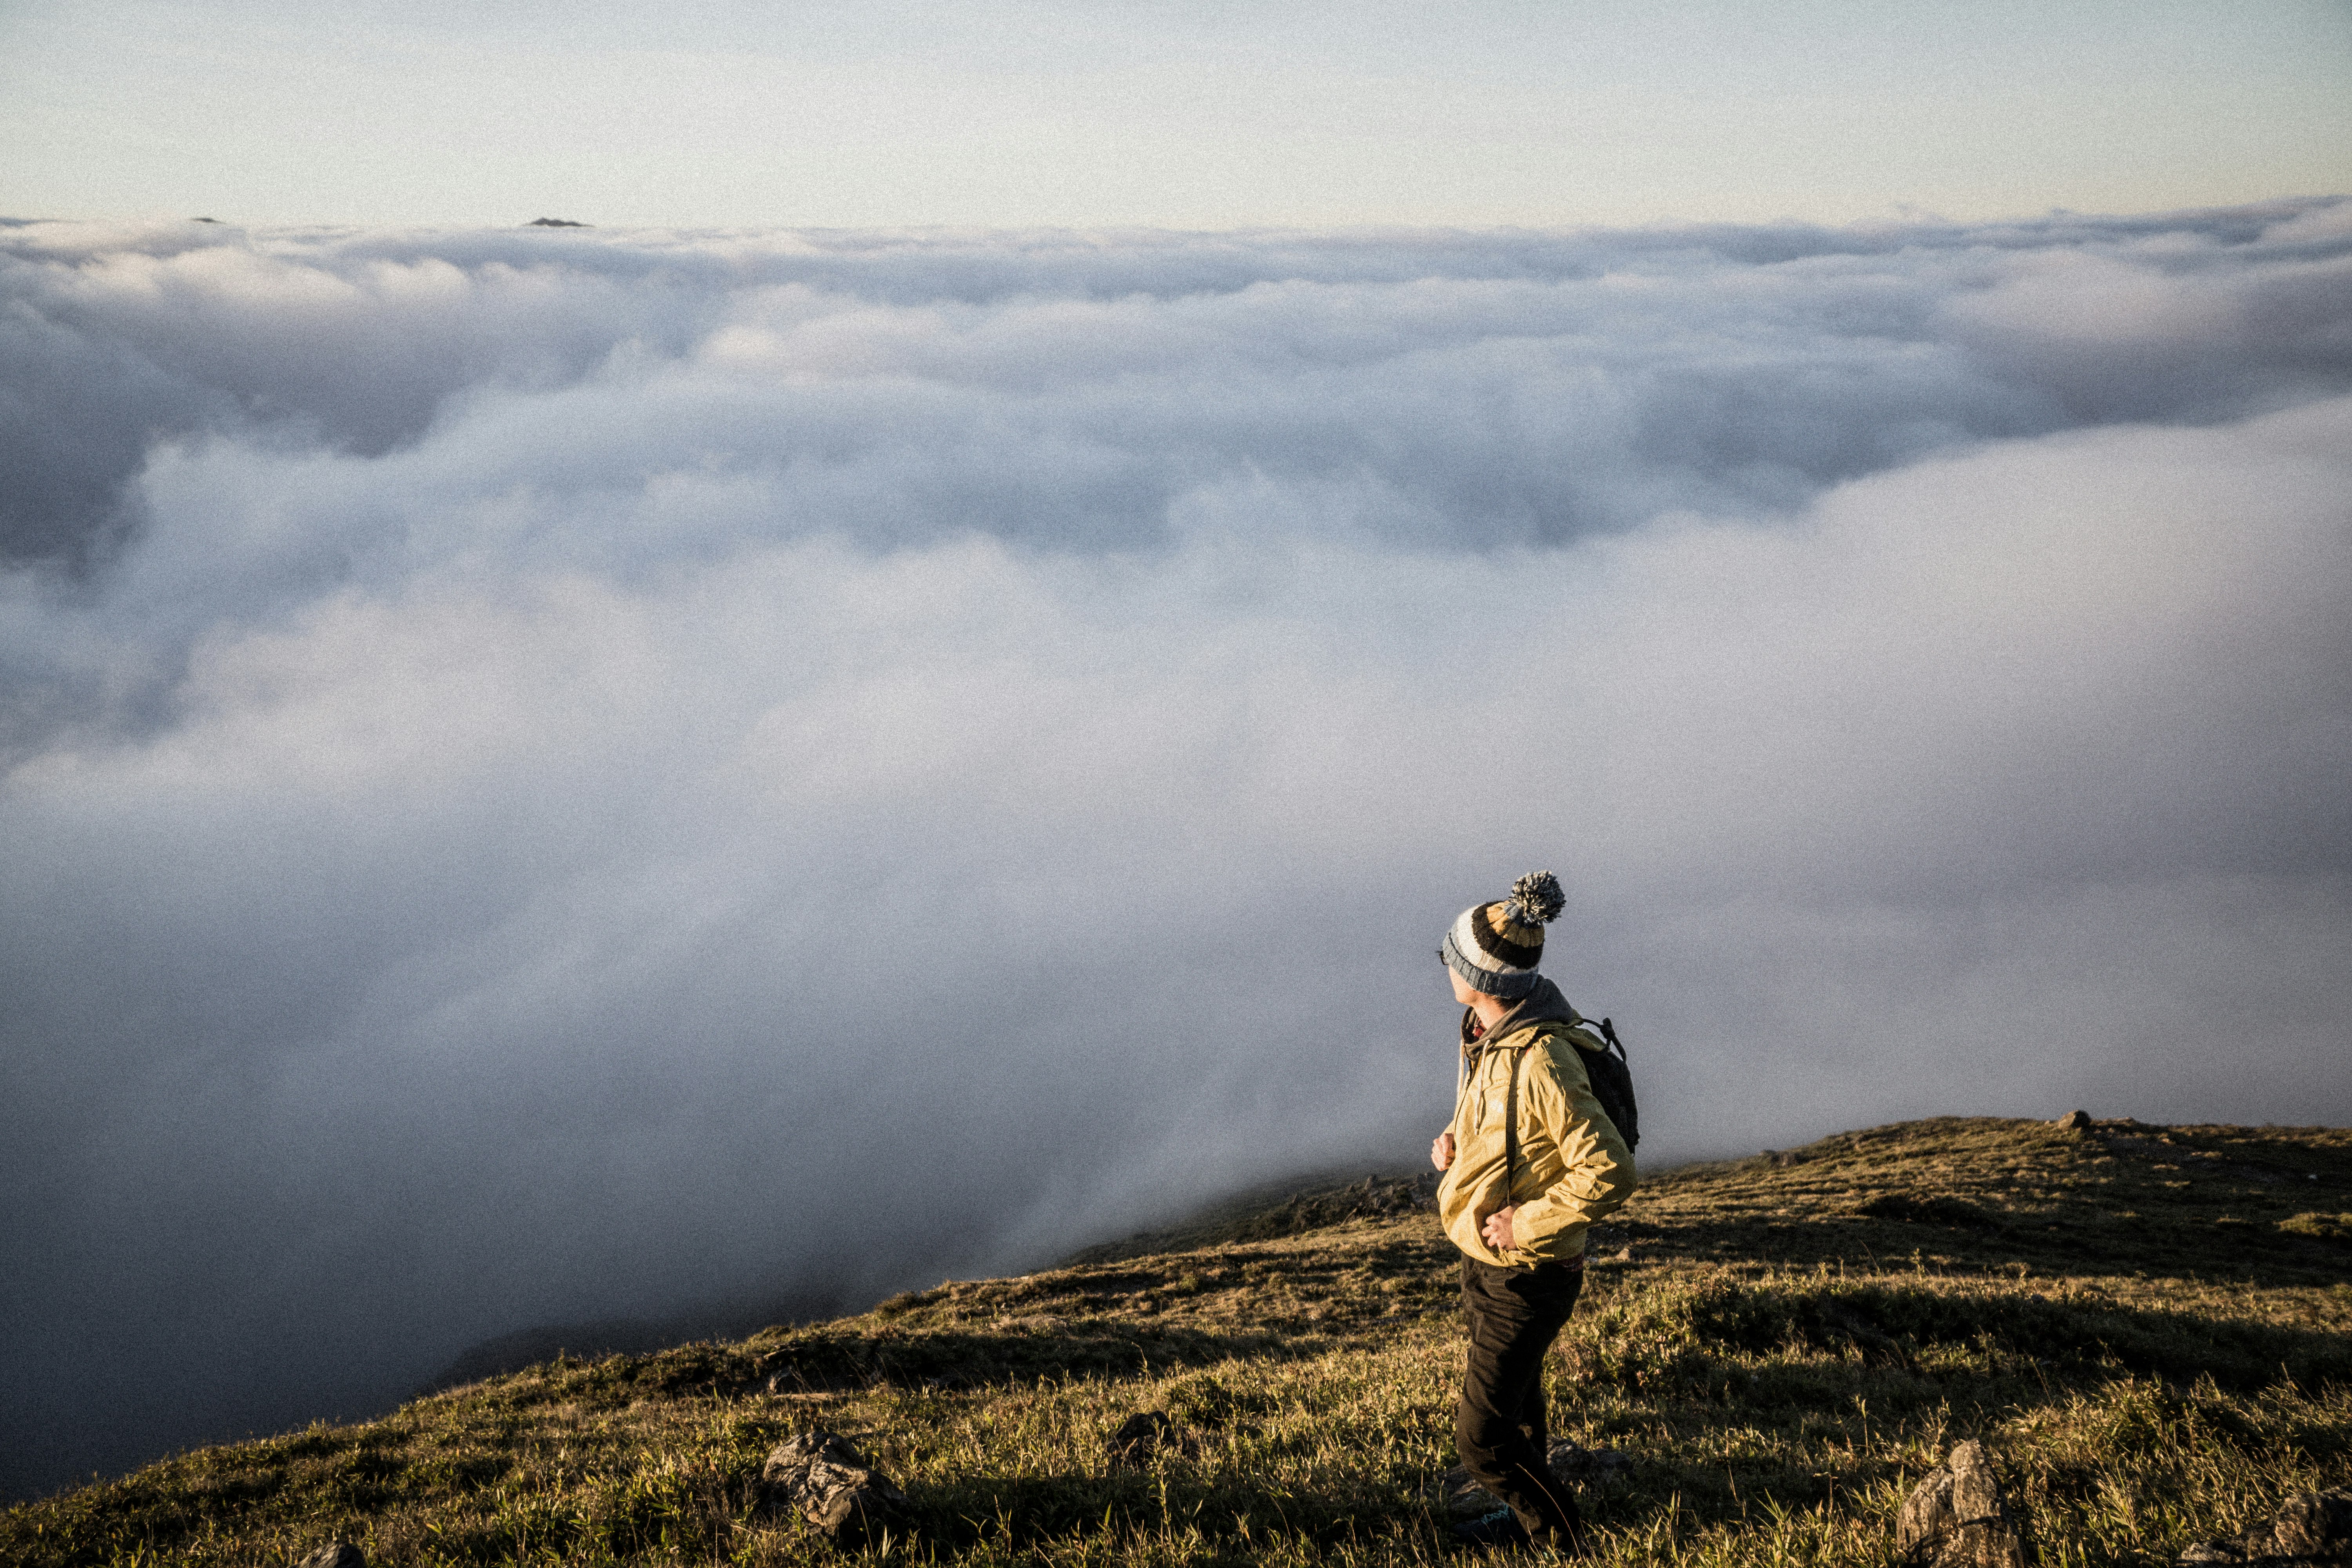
[1559,1005,1630,1067]
[1503,1040,1524,1205]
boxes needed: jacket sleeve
[1510,1038,1635,1252]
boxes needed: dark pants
[1458,1256,1585,1546]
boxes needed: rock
[1897,1441,2031,1567]
[1766,1149,1805,1167]
[1547,1439,1633,1485]
[1107,1409,1194,1465]
[2056,1110,2092,1132]
[1438,1441,1632,1517]
[292,1546,366,1568]
[2178,1487,2352,1564]
[759,1430,910,1548]
[1438,1465,1492,1520]
[2257,1490,2352,1559]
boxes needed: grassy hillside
[9,1115,2349,1566]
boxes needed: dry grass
[8,1116,2348,1566]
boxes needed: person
[1430,870,1635,1554]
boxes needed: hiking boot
[1450,1508,1592,1558]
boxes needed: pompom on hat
[1440,870,1565,999]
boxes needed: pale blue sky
[2,0,2349,230]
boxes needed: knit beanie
[1440,871,1565,998]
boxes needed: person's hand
[1430,1132,1455,1171]
[1481,1205,1517,1252]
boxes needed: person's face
[1448,965,1481,1007]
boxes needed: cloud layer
[4,200,2349,1499]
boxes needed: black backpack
[1565,1014,1641,1152]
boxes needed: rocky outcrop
[2055,1111,2092,1132]
[1898,1441,2031,1567]
[759,1430,910,1548]
[2178,1488,2352,1564]
[1259,1175,1436,1232]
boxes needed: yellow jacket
[1436,978,1636,1267]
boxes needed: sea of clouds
[4,199,2348,1497]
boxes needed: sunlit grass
[9,1116,2347,1566]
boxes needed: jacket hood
[1461,974,1580,1057]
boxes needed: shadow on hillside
[751,1319,1310,1395]
[1622,1275,2352,1394]
[1618,1116,2352,1292]
[463,1316,1350,1411]
[1618,1192,2352,1291]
